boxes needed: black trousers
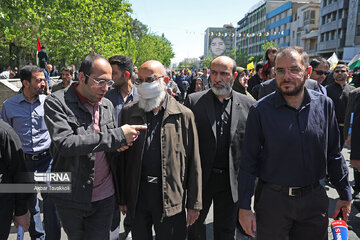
[188,171,237,240]
[0,194,15,239]
[255,182,328,240]
[56,195,114,240]
[132,181,186,240]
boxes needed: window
[332,12,336,21]
[338,29,343,39]
[330,31,335,40]
[320,33,324,42]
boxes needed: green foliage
[0,0,174,68]
[201,56,215,69]
[178,61,195,68]
[261,41,278,52]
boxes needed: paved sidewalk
[8,147,360,239]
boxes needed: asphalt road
[8,147,360,240]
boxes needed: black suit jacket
[258,78,321,99]
[185,89,255,202]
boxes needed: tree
[0,1,174,68]
[201,56,214,69]
[261,41,278,52]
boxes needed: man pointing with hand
[44,54,146,240]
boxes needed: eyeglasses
[275,67,303,77]
[135,75,164,85]
[334,70,347,74]
[86,75,114,87]
[314,70,330,76]
[32,77,46,83]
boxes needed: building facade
[317,0,349,59]
[290,1,321,57]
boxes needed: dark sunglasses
[314,70,330,76]
[334,70,347,73]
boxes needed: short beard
[277,82,305,96]
[210,80,233,96]
[138,80,167,112]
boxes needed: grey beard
[138,90,166,112]
[210,81,233,96]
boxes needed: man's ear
[22,79,29,88]
[164,76,169,85]
[233,72,238,79]
[78,72,86,83]
[124,71,130,80]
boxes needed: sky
[128,0,252,65]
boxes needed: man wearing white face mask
[119,60,202,240]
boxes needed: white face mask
[137,80,163,99]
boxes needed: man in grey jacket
[44,54,146,240]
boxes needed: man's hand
[116,145,129,152]
[332,200,352,220]
[119,205,127,215]
[13,210,30,231]
[238,209,256,238]
[351,160,360,171]
[345,135,351,147]
[120,124,147,145]
[186,209,200,226]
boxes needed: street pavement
[8,147,360,239]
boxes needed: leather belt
[212,168,228,174]
[25,149,50,160]
[141,176,160,184]
[261,180,320,197]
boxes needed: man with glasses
[119,60,202,240]
[309,58,330,95]
[238,47,352,240]
[326,64,355,149]
[1,65,61,240]
[43,54,146,239]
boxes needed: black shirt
[326,82,355,124]
[239,89,352,210]
[141,108,165,177]
[350,93,360,160]
[213,93,232,170]
[247,74,262,94]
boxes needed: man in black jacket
[0,119,30,239]
[186,56,255,240]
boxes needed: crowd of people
[1,45,360,240]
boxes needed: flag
[37,37,41,52]
[327,53,338,70]
[247,61,254,71]
[348,53,360,70]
